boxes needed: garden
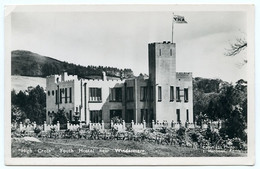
[11,122,247,157]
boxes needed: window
[90,110,102,123]
[65,88,67,103]
[52,90,54,96]
[89,88,102,102]
[159,49,161,56]
[69,110,72,121]
[170,86,174,101]
[140,86,148,101]
[158,86,162,101]
[186,109,189,122]
[126,109,134,123]
[110,88,122,102]
[170,49,172,56]
[150,109,154,122]
[110,110,122,121]
[60,88,63,103]
[69,87,72,103]
[176,87,180,102]
[55,90,58,104]
[141,109,148,122]
[126,87,134,101]
[184,88,189,102]
[176,109,180,122]
[48,91,50,96]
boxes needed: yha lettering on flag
[173,15,187,23]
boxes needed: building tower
[148,41,177,121]
[148,41,193,123]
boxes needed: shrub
[176,126,186,139]
[34,126,41,135]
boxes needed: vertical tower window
[184,88,189,102]
[176,109,180,122]
[55,90,58,104]
[170,86,174,101]
[140,86,148,101]
[69,87,72,103]
[158,86,162,101]
[176,87,180,102]
[170,49,172,56]
[65,88,67,103]
[159,49,161,56]
[60,88,62,103]
[186,109,189,122]
[126,87,134,101]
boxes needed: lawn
[11,138,246,157]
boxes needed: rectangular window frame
[126,87,134,102]
[65,88,68,103]
[89,87,102,103]
[109,87,122,102]
[170,86,174,102]
[158,86,162,102]
[176,87,181,102]
[184,88,189,102]
[140,86,148,101]
[176,109,180,122]
[186,109,189,122]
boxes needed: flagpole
[172,12,174,43]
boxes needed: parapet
[176,72,193,81]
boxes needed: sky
[11,9,248,83]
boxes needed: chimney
[61,72,68,81]
[102,71,107,81]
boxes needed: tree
[52,108,68,125]
[220,106,247,141]
[225,37,247,65]
[11,105,26,123]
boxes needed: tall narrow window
[176,87,180,102]
[176,109,180,122]
[126,87,134,101]
[65,88,67,103]
[170,86,174,101]
[184,88,189,102]
[69,110,72,121]
[60,88,62,103]
[110,88,122,102]
[158,86,162,101]
[90,110,102,123]
[140,86,148,101]
[126,109,134,123]
[170,49,172,56]
[89,88,102,102]
[186,109,189,122]
[55,90,58,104]
[159,49,161,56]
[141,109,148,122]
[69,87,72,103]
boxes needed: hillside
[11,50,134,79]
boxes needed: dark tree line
[11,85,46,124]
[193,78,247,141]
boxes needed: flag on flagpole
[173,15,187,23]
